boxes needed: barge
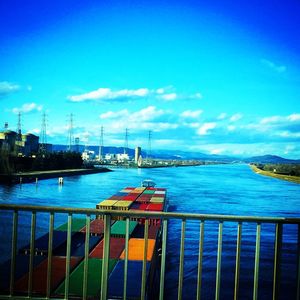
[0,182,167,299]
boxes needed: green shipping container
[54,258,117,297]
[56,218,87,232]
[110,220,138,237]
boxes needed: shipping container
[110,220,138,237]
[54,258,117,297]
[13,256,81,295]
[131,224,160,239]
[149,197,164,203]
[53,232,100,257]
[113,200,133,210]
[142,190,155,195]
[56,218,86,232]
[119,238,156,261]
[0,255,45,292]
[147,203,164,211]
[80,219,115,236]
[19,231,68,255]
[154,190,166,195]
[89,237,125,259]
[96,200,118,210]
[129,202,141,210]
[108,196,123,200]
[108,260,150,299]
[123,195,138,201]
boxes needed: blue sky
[0,0,299,158]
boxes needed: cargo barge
[0,181,167,299]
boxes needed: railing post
[28,211,36,297]
[253,223,261,300]
[159,219,168,300]
[83,214,91,300]
[141,218,149,300]
[64,213,72,298]
[101,213,111,300]
[215,221,223,300]
[178,219,186,300]
[9,210,18,296]
[123,217,130,300]
[296,224,300,300]
[234,222,242,300]
[272,223,282,300]
[46,212,54,298]
[196,220,205,300]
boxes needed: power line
[39,112,47,154]
[124,128,129,155]
[99,125,104,160]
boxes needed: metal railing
[0,203,300,300]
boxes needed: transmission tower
[16,112,22,154]
[99,126,104,160]
[124,128,129,155]
[39,112,47,154]
[67,113,74,151]
[147,130,152,160]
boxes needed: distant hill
[51,145,299,164]
[243,155,300,164]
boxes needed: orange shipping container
[119,238,156,261]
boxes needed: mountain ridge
[52,144,299,164]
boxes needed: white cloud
[217,113,227,120]
[260,116,281,124]
[160,93,177,101]
[156,88,165,94]
[227,125,236,131]
[68,86,203,103]
[210,148,224,155]
[261,59,286,73]
[100,109,129,119]
[12,102,43,114]
[180,110,203,118]
[230,113,242,122]
[68,88,150,102]
[0,81,20,97]
[287,114,300,121]
[197,122,217,135]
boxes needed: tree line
[0,151,83,174]
[255,163,300,177]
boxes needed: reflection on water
[0,164,300,299]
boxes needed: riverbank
[249,164,300,184]
[0,167,112,184]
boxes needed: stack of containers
[8,218,89,296]
[0,186,167,299]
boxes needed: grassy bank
[250,165,300,184]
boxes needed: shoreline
[0,167,112,184]
[249,165,300,184]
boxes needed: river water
[0,164,299,299]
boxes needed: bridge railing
[0,203,299,300]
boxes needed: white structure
[117,153,129,162]
[82,150,95,161]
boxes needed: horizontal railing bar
[0,204,299,224]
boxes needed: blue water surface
[0,164,299,299]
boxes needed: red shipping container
[14,256,81,295]
[147,203,163,211]
[80,219,104,235]
[89,237,125,259]
[123,195,137,201]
